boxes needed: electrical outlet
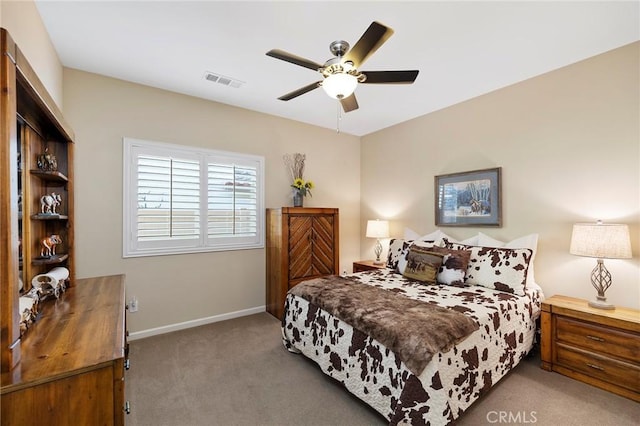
[129,297,138,313]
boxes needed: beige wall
[62,69,361,335]
[5,0,639,332]
[1,0,63,107]
[361,42,640,309]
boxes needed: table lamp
[366,219,389,265]
[569,220,632,309]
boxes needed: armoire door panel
[312,233,333,259]
[289,216,312,239]
[289,252,312,280]
[288,215,312,280]
[312,217,334,241]
[312,256,333,275]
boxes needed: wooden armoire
[266,207,339,320]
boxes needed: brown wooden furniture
[1,28,75,371]
[266,207,339,320]
[353,259,387,273]
[1,274,129,425]
[540,294,640,402]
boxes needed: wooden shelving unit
[1,27,75,372]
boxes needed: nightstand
[540,295,640,402]
[353,260,387,273]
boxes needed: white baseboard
[128,305,266,341]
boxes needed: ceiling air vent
[204,71,244,88]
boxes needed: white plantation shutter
[124,138,264,257]
[137,155,200,243]
[207,160,258,241]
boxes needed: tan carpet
[125,313,639,426]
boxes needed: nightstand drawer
[556,316,640,363]
[556,344,640,392]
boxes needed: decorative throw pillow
[401,245,444,284]
[427,246,472,286]
[396,240,437,274]
[386,239,414,270]
[477,232,539,287]
[444,240,532,296]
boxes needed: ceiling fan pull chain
[336,100,342,133]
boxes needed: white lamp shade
[570,222,632,259]
[322,73,358,99]
[366,220,389,239]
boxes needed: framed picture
[435,167,502,227]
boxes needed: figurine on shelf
[40,234,62,258]
[36,147,57,172]
[40,192,62,215]
[31,266,69,300]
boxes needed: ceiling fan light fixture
[322,73,358,99]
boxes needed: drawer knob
[124,401,131,414]
[586,363,605,371]
[586,335,605,342]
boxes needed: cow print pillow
[444,239,532,296]
[427,246,472,286]
[386,239,415,270]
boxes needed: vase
[293,190,303,207]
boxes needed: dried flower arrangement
[284,153,314,197]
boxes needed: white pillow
[403,228,421,240]
[420,229,452,246]
[404,227,479,246]
[477,232,539,286]
[459,234,479,245]
[404,228,451,246]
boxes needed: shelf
[30,214,68,220]
[30,170,68,182]
[31,254,68,266]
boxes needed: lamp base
[588,260,615,310]
[373,239,383,266]
[588,299,615,310]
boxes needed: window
[123,138,264,257]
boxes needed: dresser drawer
[556,316,640,363]
[555,344,640,393]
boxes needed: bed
[281,234,543,425]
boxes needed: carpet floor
[125,312,639,426]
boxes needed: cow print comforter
[282,268,543,426]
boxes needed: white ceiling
[35,1,639,137]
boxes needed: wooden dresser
[266,207,339,320]
[1,275,130,425]
[540,295,640,402]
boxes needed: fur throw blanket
[289,275,479,375]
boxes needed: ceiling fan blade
[278,81,322,101]
[361,70,419,84]
[266,49,323,71]
[340,93,359,113]
[343,21,394,69]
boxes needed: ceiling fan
[266,21,419,113]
